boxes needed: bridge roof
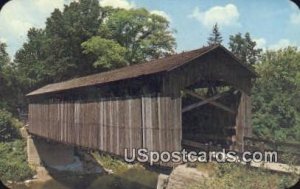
[27,44,257,96]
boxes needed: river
[11,168,158,189]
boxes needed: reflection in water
[12,168,158,189]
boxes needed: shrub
[0,110,34,182]
[0,140,34,182]
[91,152,130,174]
[0,109,21,142]
[189,163,299,189]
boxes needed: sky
[0,0,300,58]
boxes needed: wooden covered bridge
[27,44,256,160]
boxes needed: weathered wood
[27,46,256,166]
[233,92,251,152]
[182,139,222,151]
[28,95,182,162]
[184,90,235,114]
[184,133,233,142]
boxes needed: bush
[91,152,131,173]
[0,109,21,142]
[252,48,300,142]
[0,140,34,182]
[0,109,34,182]
[189,163,299,189]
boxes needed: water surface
[12,168,158,189]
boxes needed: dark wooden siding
[162,49,252,96]
[232,92,252,151]
[28,45,255,160]
[28,95,181,156]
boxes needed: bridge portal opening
[181,80,243,151]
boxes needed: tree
[13,0,176,113]
[0,42,21,113]
[95,8,176,65]
[252,47,300,142]
[207,23,223,45]
[14,28,48,89]
[43,0,102,80]
[15,0,103,87]
[0,42,10,109]
[15,1,176,85]
[0,42,9,71]
[229,32,262,65]
[0,109,20,142]
[82,37,127,69]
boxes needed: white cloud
[0,0,70,57]
[0,1,33,37]
[269,39,294,50]
[33,0,65,13]
[290,12,300,25]
[254,38,267,50]
[150,10,171,21]
[189,4,240,28]
[254,38,298,51]
[0,0,170,57]
[0,37,7,43]
[99,0,136,10]
[289,1,300,25]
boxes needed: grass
[91,152,135,174]
[188,162,299,189]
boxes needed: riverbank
[6,150,300,189]
[9,152,159,189]
[2,123,298,189]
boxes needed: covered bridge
[27,44,256,160]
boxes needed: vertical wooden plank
[28,93,185,166]
[128,98,132,155]
[99,98,104,151]
[115,99,120,155]
[118,98,125,156]
[109,100,113,154]
[233,92,246,152]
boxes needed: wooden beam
[182,139,222,151]
[182,92,225,113]
[183,90,236,114]
[182,139,209,150]
[184,133,233,142]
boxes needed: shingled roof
[27,44,256,96]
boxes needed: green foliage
[0,42,9,71]
[92,152,131,174]
[13,28,48,89]
[0,109,34,182]
[82,37,127,69]
[14,0,102,89]
[252,47,300,142]
[98,8,176,64]
[0,109,21,142]
[0,140,34,182]
[207,23,223,45]
[229,32,262,65]
[0,42,20,113]
[189,163,298,189]
[13,0,176,110]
